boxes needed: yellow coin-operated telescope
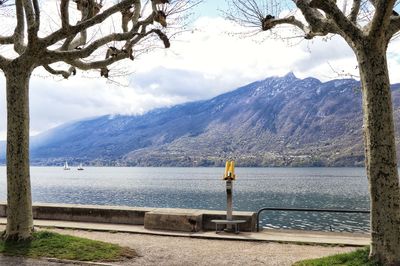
[211,161,245,233]
[224,160,235,230]
[223,160,236,180]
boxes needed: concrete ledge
[0,202,154,225]
[145,209,203,232]
[0,202,256,232]
[33,204,154,225]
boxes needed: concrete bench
[211,219,246,234]
[144,209,203,232]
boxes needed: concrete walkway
[0,218,370,246]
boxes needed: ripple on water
[0,167,370,232]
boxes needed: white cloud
[1,14,400,141]
[129,17,361,94]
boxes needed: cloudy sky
[1,0,400,140]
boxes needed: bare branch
[0,54,10,69]
[262,15,307,34]
[45,10,153,62]
[47,31,138,62]
[43,25,169,65]
[33,0,40,29]
[150,28,170,47]
[121,0,142,32]
[369,0,396,38]
[13,0,25,53]
[66,52,129,71]
[43,64,76,79]
[225,0,276,28]
[309,0,364,41]
[2,0,195,78]
[0,35,13,44]
[225,0,339,39]
[23,0,39,42]
[295,0,324,25]
[349,0,361,22]
[60,0,104,50]
[0,0,15,44]
[0,0,14,8]
[40,0,174,77]
[387,15,400,39]
[64,29,87,50]
[42,0,136,47]
[295,0,338,36]
[60,0,70,28]
[234,0,264,24]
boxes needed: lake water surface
[0,167,370,232]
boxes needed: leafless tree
[226,0,400,264]
[0,0,199,241]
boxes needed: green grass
[293,248,381,266]
[0,231,136,262]
[293,247,381,266]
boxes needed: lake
[0,167,370,232]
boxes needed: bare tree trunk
[3,62,34,241]
[357,47,400,265]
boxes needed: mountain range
[2,73,400,167]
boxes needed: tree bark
[356,45,400,265]
[3,62,34,241]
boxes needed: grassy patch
[293,247,381,266]
[0,231,136,262]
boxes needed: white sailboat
[63,161,70,170]
[77,163,84,171]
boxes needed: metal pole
[226,179,233,231]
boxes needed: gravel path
[51,228,356,266]
[0,225,357,265]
